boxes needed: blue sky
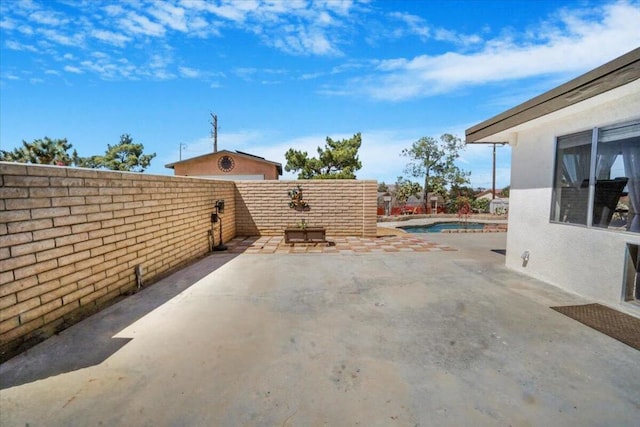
[1,0,639,189]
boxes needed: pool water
[401,222,487,233]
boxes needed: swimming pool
[400,222,488,233]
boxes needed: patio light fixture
[211,199,227,251]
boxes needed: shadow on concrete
[0,252,239,390]
[491,249,507,255]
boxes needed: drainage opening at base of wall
[624,244,640,302]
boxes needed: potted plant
[284,186,325,243]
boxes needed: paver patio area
[225,235,458,254]
[1,233,639,426]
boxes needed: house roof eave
[465,48,640,143]
[164,149,283,175]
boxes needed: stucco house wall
[482,79,640,309]
[167,151,281,180]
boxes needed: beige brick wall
[1,164,377,360]
[1,163,235,360]
[235,180,378,237]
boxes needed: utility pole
[492,143,497,200]
[179,143,186,161]
[491,143,506,199]
[210,113,218,153]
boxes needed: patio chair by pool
[593,177,629,227]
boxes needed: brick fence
[0,163,377,361]
[235,180,378,237]
[0,163,236,361]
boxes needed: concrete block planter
[284,227,326,244]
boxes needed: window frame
[550,119,640,233]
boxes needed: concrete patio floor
[1,232,639,426]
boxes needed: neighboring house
[166,150,282,180]
[465,48,640,313]
[476,190,509,214]
[476,189,505,201]
[489,198,509,214]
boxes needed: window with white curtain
[551,120,640,233]
[551,131,592,225]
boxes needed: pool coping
[379,216,509,231]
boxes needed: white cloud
[92,29,131,47]
[389,12,430,40]
[0,17,16,30]
[386,11,482,46]
[17,25,33,35]
[29,10,68,26]
[351,2,640,101]
[269,24,342,56]
[119,12,166,37]
[80,59,117,79]
[182,0,354,56]
[148,2,188,32]
[39,28,84,47]
[211,0,260,22]
[13,0,39,12]
[2,0,635,106]
[149,53,172,69]
[178,66,200,78]
[234,67,257,81]
[5,40,38,52]
[185,15,220,37]
[150,69,175,80]
[64,65,83,74]
[103,4,125,16]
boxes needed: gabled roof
[466,48,640,143]
[476,189,502,198]
[165,149,283,175]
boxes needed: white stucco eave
[472,78,640,145]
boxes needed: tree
[472,197,490,213]
[446,185,477,213]
[448,185,476,200]
[401,133,470,212]
[285,133,362,179]
[378,181,389,192]
[0,137,79,166]
[393,176,422,208]
[80,134,156,172]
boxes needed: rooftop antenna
[210,113,218,153]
